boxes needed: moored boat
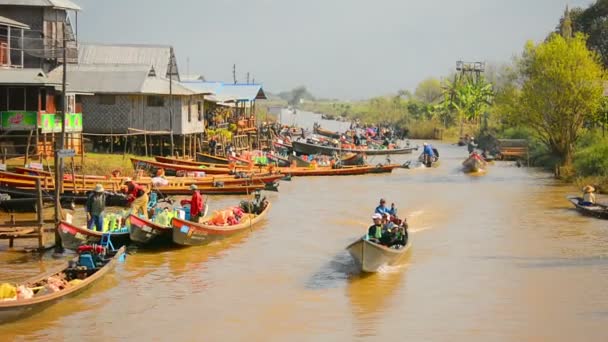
[567,196,608,220]
[197,153,231,165]
[346,236,411,272]
[57,220,131,250]
[277,164,399,177]
[171,202,271,246]
[0,246,126,324]
[313,126,341,139]
[292,140,416,156]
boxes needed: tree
[564,0,608,67]
[517,33,605,166]
[440,74,494,133]
[414,78,442,104]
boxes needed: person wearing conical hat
[581,185,596,206]
[86,184,106,231]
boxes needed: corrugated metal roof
[183,82,267,102]
[79,43,176,81]
[217,84,267,102]
[0,0,81,10]
[0,15,29,29]
[0,68,60,85]
[181,81,221,96]
[47,64,196,95]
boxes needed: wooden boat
[292,140,416,156]
[0,246,126,324]
[197,153,230,165]
[10,167,283,188]
[567,196,608,220]
[131,158,238,176]
[128,214,173,246]
[154,156,249,170]
[346,236,411,272]
[277,164,399,177]
[57,220,131,250]
[153,183,269,195]
[314,126,341,139]
[288,153,365,167]
[462,155,486,173]
[172,202,271,246]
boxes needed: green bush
[574,136,608,177]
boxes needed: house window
[7,87,26,110]
[98,95,116,105]
[197,101,203,121]
[188,99,192,122]
[147,96,164,107]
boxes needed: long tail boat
[57,220,131,250]
[172,202,271,246]
[277,164,399,177]
[347,235,411,272]
[0,173,271,196]
[8,168,283,187]
[0,246,126,324]
[313,126,341,139]
[154,156,249,170]
[288,153,365,167]
[292,140,417,156]
[131,158,238,176]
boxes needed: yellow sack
[0,283,17,300]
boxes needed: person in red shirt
[185,184,205,222]
[124,177,149,218]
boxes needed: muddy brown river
[1,111,607,341]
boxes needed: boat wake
[376,262,410,274]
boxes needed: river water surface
[1,110,607,341]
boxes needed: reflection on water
[1,112,608,340]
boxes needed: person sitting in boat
[124,178,149,219]
[375,198,391,215]
[367,213,384,243]
[467,137,478,154]
[86,184,106,232]
[388,203,397,217]
[581,185,596,206]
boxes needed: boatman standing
[183,184,205,222]
[86,184,106,232]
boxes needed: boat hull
[346,237,411,272]
[462,157,486,173]
[567,196,608,220]
[171,203,271,246]
[58,221,131,250]
[128,215,173,245]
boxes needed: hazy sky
[77,0,594,99]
